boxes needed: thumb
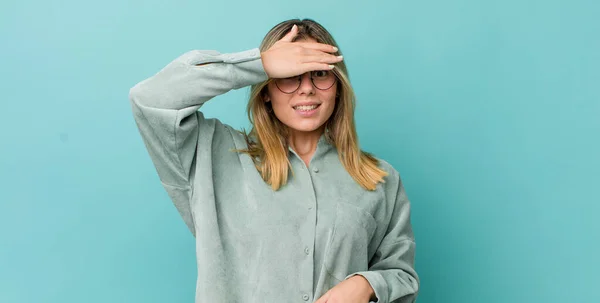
[279,24,298,42]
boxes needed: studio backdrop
[1,0,598,302]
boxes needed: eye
[312,70,329,78]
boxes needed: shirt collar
[288,131,334,158]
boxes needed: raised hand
[260,24,343,79]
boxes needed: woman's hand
[314,275,376,303]
[260,24,343,79]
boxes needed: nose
[297,72,315,95]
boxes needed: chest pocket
[323,201,378,282]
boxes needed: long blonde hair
[236,18,388,191]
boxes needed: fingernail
[332,46,338,52]
[329,65,335,69]
[292,24,297,31]
[337,55,343,60]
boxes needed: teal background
[1,0,598,302]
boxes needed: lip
[293,103,321,117]
[292,101,321,108]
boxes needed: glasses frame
[273,70,338,94]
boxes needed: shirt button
[312,166,319,173]
[304,247,310,255]
[302,294,309,301]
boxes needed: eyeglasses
[274,70,337,94]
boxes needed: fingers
[300,50,342,73]
[303,62,336,73]
[302,52,343,64]
[297,41,338,53]
[279,24,298,42]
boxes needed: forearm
[345,239,419,303]
[129,48,267,110]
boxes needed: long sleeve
[344,174,420,303]
[128,47,268,235]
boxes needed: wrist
[259,52,272,78]
[353,275,376,301]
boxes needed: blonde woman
[129,18,419,303]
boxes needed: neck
[287,126,324,159]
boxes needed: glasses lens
[311,70,336,90]
[275,77,300,94]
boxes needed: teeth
[294,105,318,111]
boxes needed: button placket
[290,155,316,303]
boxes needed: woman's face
[265,38,338,135]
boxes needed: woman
[129,18,419,303]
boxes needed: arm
[129,25,342,236]
[128,48,268,235]
[344,174,420,303]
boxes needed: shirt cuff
[345,271,388,303]
[227,48,268,89]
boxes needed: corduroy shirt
[129,47,419,303]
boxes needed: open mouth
[293,104,321,111]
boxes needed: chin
[286,121,325,133]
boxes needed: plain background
[1,0,598,302]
